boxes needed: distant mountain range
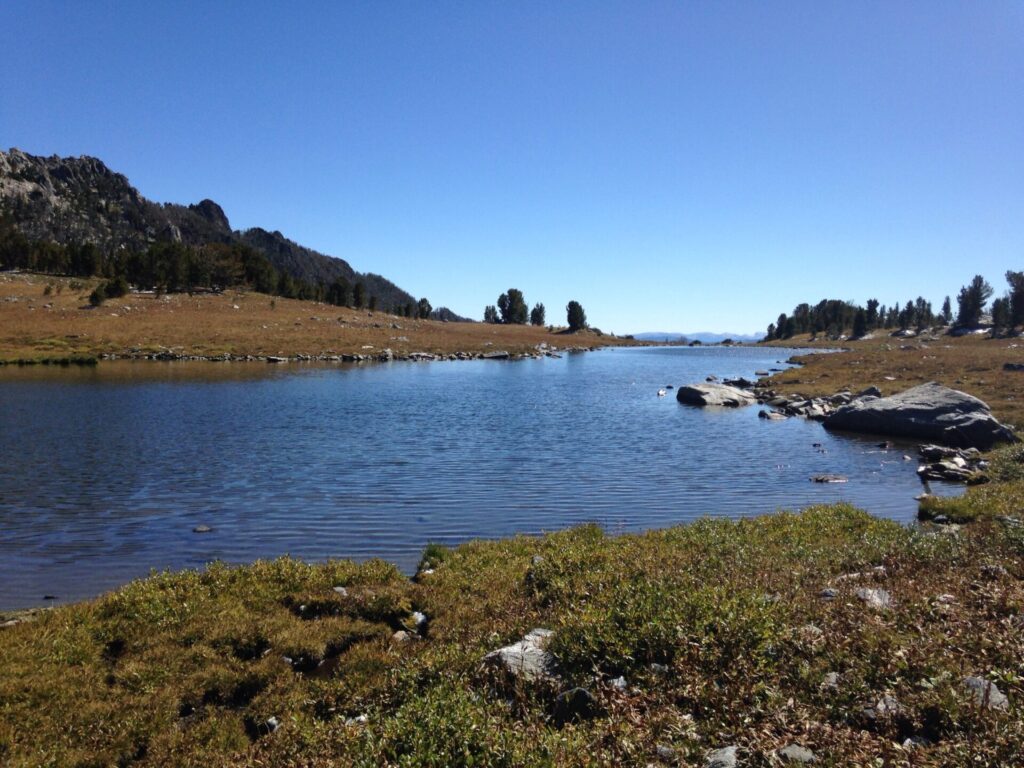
[0,148,418,311]
[634,331,762,344]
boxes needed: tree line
[765,272,1024,340]
[0,216,434,317]
[483,288,587,331]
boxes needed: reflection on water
[0,347,958,609]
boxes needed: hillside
[0,148,416,310]
[0,272,625,362]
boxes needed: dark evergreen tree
[497,288,528,324]
[417,297,432,319]
[865,299,879,328]
[941,296,953,325]
[992,295,1010,331]
[1006,271,1024,328]
[566,300,587,331]
[852,308,868,338]
[529,302,546,326]
[326,277,352,307]
[483,305,498,323]
[353,281,366,309]
[956,275,993,327]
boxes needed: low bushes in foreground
[0,502,1022,766]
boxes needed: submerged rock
[676,383,756,408]
[824,382,1016,450]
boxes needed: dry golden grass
[762,333,1024,429]
[0,273,639,361]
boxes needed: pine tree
[566,301,587,331]
[956,275,993,327]
[852,308,868,338]
[529,303,546,326]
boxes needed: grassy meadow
[0,273,634,362]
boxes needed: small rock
[778,744,817,764]
[655,744,677,762]
[981,564,1009,580]
[821,671,840,691]
[345,714,369,726]
[856,588,893,610]
[609,675,628,690]
[264,716,280,733]
[483,628,559,684]
[392,630,410,643]
[192,524,213,534]
[811,474,847,483]
[332,586,348,596]
[902,736,932,749]
[963,676,1009,711]
[934,594,957,604]
[705,745,737,768]
[819,587,838,600]
[411,610,427,628]
[648,662,669,676]
[865,693,902,719]
[552,687,602,723]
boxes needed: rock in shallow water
[676,383,756,408]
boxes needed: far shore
[0,271,649,364]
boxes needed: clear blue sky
[2,2,1021,334]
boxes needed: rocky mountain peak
[188,199,231,233]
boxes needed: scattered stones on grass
[654,744,676,763]
[981,564,1009,580]
[856,588,893,610]
[963,676,1009,711]
[705,745,738,768]
[778,743,817,764]
[483,628,559,684]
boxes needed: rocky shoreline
[0,342,605,366]
[676,372,1016,490]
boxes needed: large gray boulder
[824,382,1016,450]
[676,383,756,408]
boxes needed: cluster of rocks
[677,378,1015,485]
[98,344,597,365]
[916,444,987,483]
[757,386,881,422]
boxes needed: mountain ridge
[0,147,416,310]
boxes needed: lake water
[0,346,957,609]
